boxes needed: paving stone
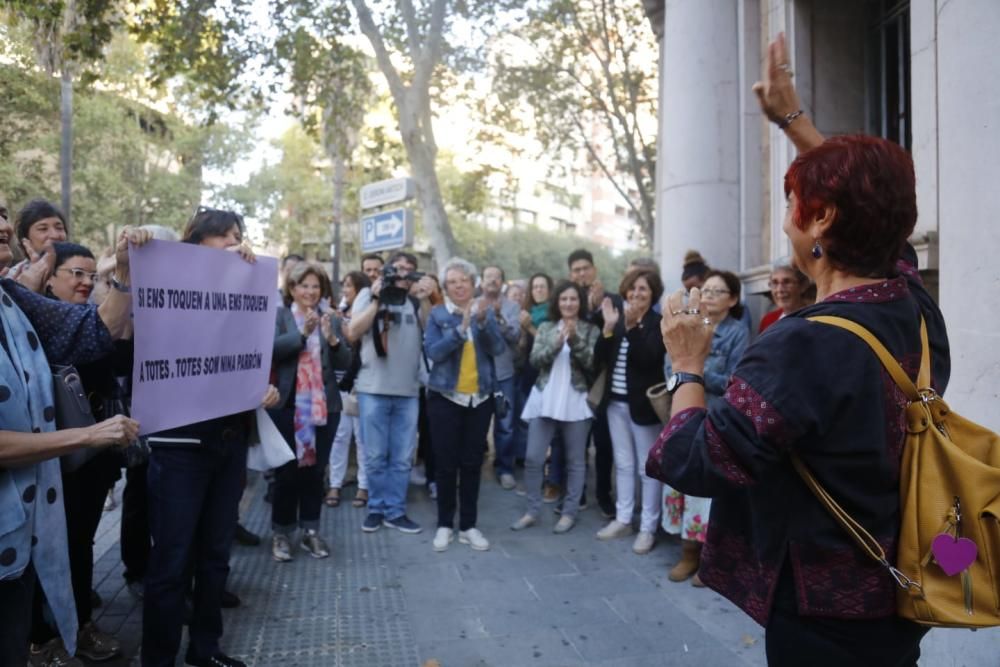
[418,628,585,667]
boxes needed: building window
[867,0,911,149]
[515,208,538,227]
[553,218,577,234]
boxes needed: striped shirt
[611,337,629,397]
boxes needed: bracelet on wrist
[110,276,131,293]
[777,109,804,130]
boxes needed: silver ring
[670,310,684,316]
[702,317,711,326]
[684,308,700,315]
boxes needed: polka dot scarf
[0,284,79,653]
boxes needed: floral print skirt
[661,485,711,543]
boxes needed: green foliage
[226,126,333,252]
[490,0,658,243]
[0,62,249,249]
[451,216,638,282]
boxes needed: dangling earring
[811,241,823,259]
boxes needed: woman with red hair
[647,33,949,665]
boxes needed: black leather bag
[52,364,98,473]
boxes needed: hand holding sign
[261,384,280,409]
[84,414,141,449]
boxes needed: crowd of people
[0,32,950,667]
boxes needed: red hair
[784,135,916,277]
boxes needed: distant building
[643,0,1000,427]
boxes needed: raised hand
[588,278,605,312]
[752,32,800,123]
[661,287,713,373]
[115,226,153,270]
[301,310,320,337]
[601,296,619,335]
[562,318,577,343]
[226,241,257,264]
[518,309,532,330]
[17,239,55,293]
[624,301,642,330]
[320,311,338,343]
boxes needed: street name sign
[359,177,415,210]
[360,207,414,252]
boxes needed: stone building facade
[644,0,1000,429]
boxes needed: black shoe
[362,513,384,533]
[382,515,422,534]
[234,524,261,547]
[91,588,103,608]
[126,579,145,599]
[221,590,241,608]
[186,651,246,667]
[598,495,615,519]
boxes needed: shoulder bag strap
[786,315,929,590]
[807,315,922,400]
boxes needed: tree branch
[350,0,406,102]
[412,0,447,94]
[399,0,423,61]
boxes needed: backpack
[792,315,1000,628]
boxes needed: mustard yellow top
[455,339,479,394]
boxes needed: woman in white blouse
[511,281,600,534]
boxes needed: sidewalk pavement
[90,466,999,666]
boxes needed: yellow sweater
[455,339,479,394]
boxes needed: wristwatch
[666,372,704,395]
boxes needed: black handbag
[52,364,99,473]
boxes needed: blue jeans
[358,393,419,521]
[491,376,517,475]
[142,437,246,666]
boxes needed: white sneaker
[632,531,655,555]
[498,473,516,490]
[458,528,490,551]
[432,527,453,552]
[510,513,537,531]
[553,515,576,534]
[596,520,633,541]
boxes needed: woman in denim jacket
[662,270,749,585]
[423,258,506,553]
[512,281,600,534]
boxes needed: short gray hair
[439,257,478,286]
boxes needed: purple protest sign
[128,240,278,435]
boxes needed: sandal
[352,489,368,508]
[324,489,341,507]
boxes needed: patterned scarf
[291,303,327,467]
[0,283,78,652]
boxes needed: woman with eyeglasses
[759,258,814,333]
[24,243,132,662]
[661,269,749,586]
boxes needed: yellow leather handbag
[794,316,1000,628]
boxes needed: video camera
[379,264,425,306]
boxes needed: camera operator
[346,251,436,535]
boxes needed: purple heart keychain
[931,533,978,576]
